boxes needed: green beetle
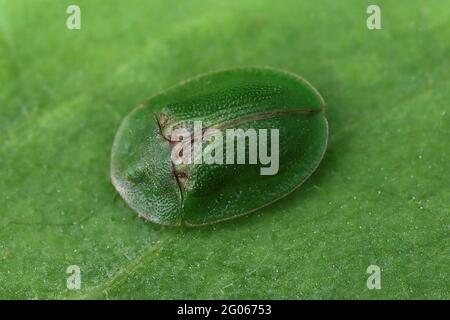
[111,67,328,226]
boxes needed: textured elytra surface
[0,0,448,299]
[111,67,328,226]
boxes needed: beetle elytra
[111,67,328,226]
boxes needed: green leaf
[0,0,448,299]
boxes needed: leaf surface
[0,0,448,299]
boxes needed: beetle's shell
[111,67,328,226]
